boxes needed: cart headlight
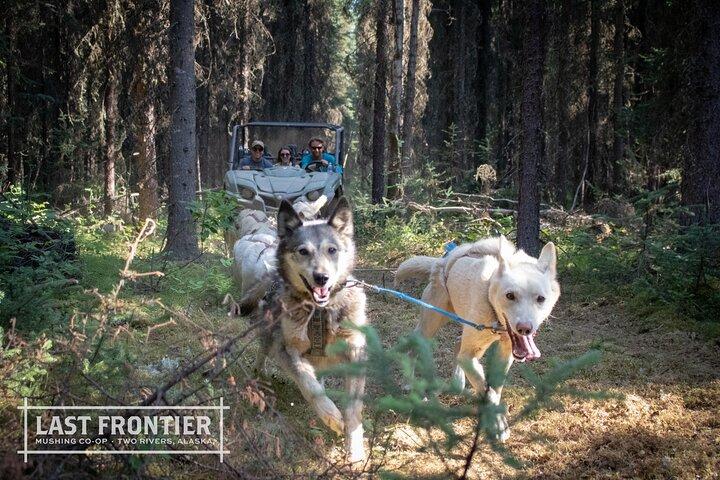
[239,187,255,200]
[307,189,322,201]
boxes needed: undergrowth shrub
[558,185,720,326]
[351,191,515,266]
[0,188,81,330]
[189,189,237,250]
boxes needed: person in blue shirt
[300,137,342,173]
[237,140,273,170]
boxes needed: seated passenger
[276,146,298,167]
[237,140,273,170]
[300,137,342,173]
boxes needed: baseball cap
[251,140,264,150]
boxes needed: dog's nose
[516,322,533,336]
[313,272,330,286]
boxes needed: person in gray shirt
[238,140,273,169]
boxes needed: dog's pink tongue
[313,287,329,301]
[525,335,541,359]
[513,335,541,361]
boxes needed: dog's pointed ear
[498,236,514,257]
[537,242,557,277]
[496,255,506,276]
[277,200,302,239]
[327,197,353,237]
[497,236,515,268]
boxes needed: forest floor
[2,251,719,479]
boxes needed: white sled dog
[394,236,560,441]
[230,209,279,315]
[230,197,328,315]
[254,197,368,462]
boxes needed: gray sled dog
[230,197,328,315]
[254,197,368,462]
[394,236,560,441]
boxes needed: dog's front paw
[489,413,510,443]
[453,364,467,391]
[346,424,365,463]
[315,397,345,436]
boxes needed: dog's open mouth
[311,286,331,306]
[300,276,332,306]
[504,317,541,362]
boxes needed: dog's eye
[537,295,545,304]
[506,292,515,301]
[328,246,337,255]
[298,247,310,256]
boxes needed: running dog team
[237,196,560,463]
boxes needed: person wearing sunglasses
[300,137,342,173]
[276,146,297,167]
[238,140,273,170]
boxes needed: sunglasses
[252,147,264,152]
[310,146,323,151]
[280,152,291,157]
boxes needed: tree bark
[372,0,389,204]
[164,0,200,259]
[517,0,546,257]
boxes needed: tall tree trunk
[611,0,625,193]
[517,0,546,257]
[387,0,404,200]
[131,70,159,222]
[164,0,200,259]
[372,0,389,204]
[494,0,516,184]
[476,0,491,147]
[206,2,229,186]
[586,0,601,203]
[103,66,120,217]
[197,28,210,190]
[238,0,254,124]
[401,0,421,172]
[6,16,18,186]
[554,0,570,205]
[452,0,468,175]
[682,0,720,225]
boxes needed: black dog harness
[308,308,327,356]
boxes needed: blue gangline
[363,283,500,332]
